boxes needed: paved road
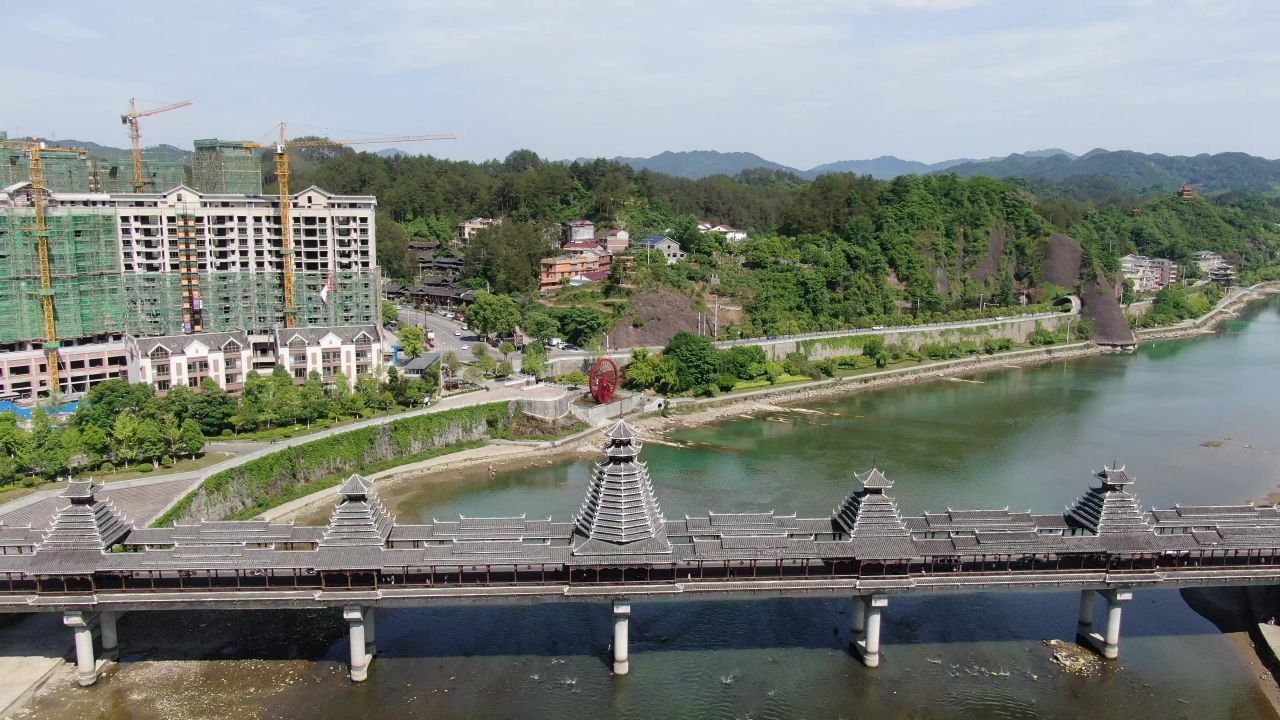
[397,306,478,360]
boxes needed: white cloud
[21,13,102,42]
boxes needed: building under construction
[191,139,263,195]
[0,178,380,399]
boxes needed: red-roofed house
[561,239,604,255]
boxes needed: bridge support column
[852,595,888,668]
[612,600,630,676]
[1076,590,1095,636]
[99,610,118,656]
[851,595,866,640]
[64,611,101,686]
[365,608,377,657]
[1082,589,1132,660]
[344,606,373,682]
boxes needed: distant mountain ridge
[604,147,1280,193]
[3,136,192,164]
[606,148,1079,180]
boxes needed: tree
[191,378,235,436]
[442,351,461,376]
[160,416,184,463]
[521,342,547,378]
[75,379,156,432]
[498,341,516,357]
[180,419,205,458]
[557,306,609,346]
[495,359,514,378]
[0,411,31,468]
[521,310,559,341]
[300,372,331,427]
[111,413,142,468]
[466,292,521,338]
[330,373,357,417]
[79,425,109,464]
[381,300,399,325]
[471,342,490,359]
[400,326,426,359]
[136,419,167,465]
[355,375,381,412]
[664,332,719,391]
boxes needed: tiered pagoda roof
[1066,463,1152,534]
[573,420,671,556]
[320,474,394,547]
[832,467,910,537]
[40,481,131,551]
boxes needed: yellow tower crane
[272,123,455,326]
[0,139,89,394]
[121,98,192,192]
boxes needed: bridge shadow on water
[107,587,1232,669]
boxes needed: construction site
[0,129,384,401]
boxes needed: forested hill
[289,147,1280,338]
[947,149,1280,194]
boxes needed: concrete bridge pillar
[852,595,888,668]
[343,606,373,682]
[1081,589,1132,660]
[851,595,867,638]
[365,607,377,657]
[63,611,101,686]
[99,610,119,655]
[1076,589,1095,634]
[612,600,631,675]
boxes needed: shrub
[135,463,154,473]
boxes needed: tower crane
[272,123,455,327]
[121,98,192,192]
[0,139,89,394]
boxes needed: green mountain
[611,150,798,178]
[946,149,1280,193]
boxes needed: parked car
[871,325,885,330]
[453,330,462,336]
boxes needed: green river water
[24,297,1280,720]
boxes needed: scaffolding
[1,142,93,193]
[192,139,262,195]
[121,274,184,337]
[294,269,379,328]
[0,210,125,342]
[96,159,187,193]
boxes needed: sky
[5,0,1280,169]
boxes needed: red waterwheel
[588,358,621,404]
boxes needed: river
[23,298,1280,720]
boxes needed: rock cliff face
[1081,279,1136,347]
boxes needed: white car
[994,316,1006,320]
[453,330,462,336]
[871,325,885,331]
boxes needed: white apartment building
[274,325,385,386]
[128,331,254,393]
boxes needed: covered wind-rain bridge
[4,419,1280,684]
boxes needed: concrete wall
[546,313,1075,375]
[569,392,648,426]
[520,390,570,420]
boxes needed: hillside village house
[639,236,686,265]
[1193,250,1226,273]
[540,252,612,291]
[456,217,501,242]
[1120,254,1177,293]
[564,219,595,242]
[698,222,748,242]
[561,239,605,256]
[602,228,630,253]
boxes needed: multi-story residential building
[561,239,605,256]
[699,222,748,242]
[456,217,501,242]
[127,331,253,393]
[274,325,386,386]
[1120,254,1178,293]
[1193,250,1226,274]
[539,252,612,291]
[564,219,595,242]
[0,176,381,401]
[601,229,630,254]
[0,340,129,401]
[638,236,686,265]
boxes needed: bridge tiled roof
[12,434,1280,580]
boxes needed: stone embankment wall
[547,314,1074,375]
[155,402,514,525]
